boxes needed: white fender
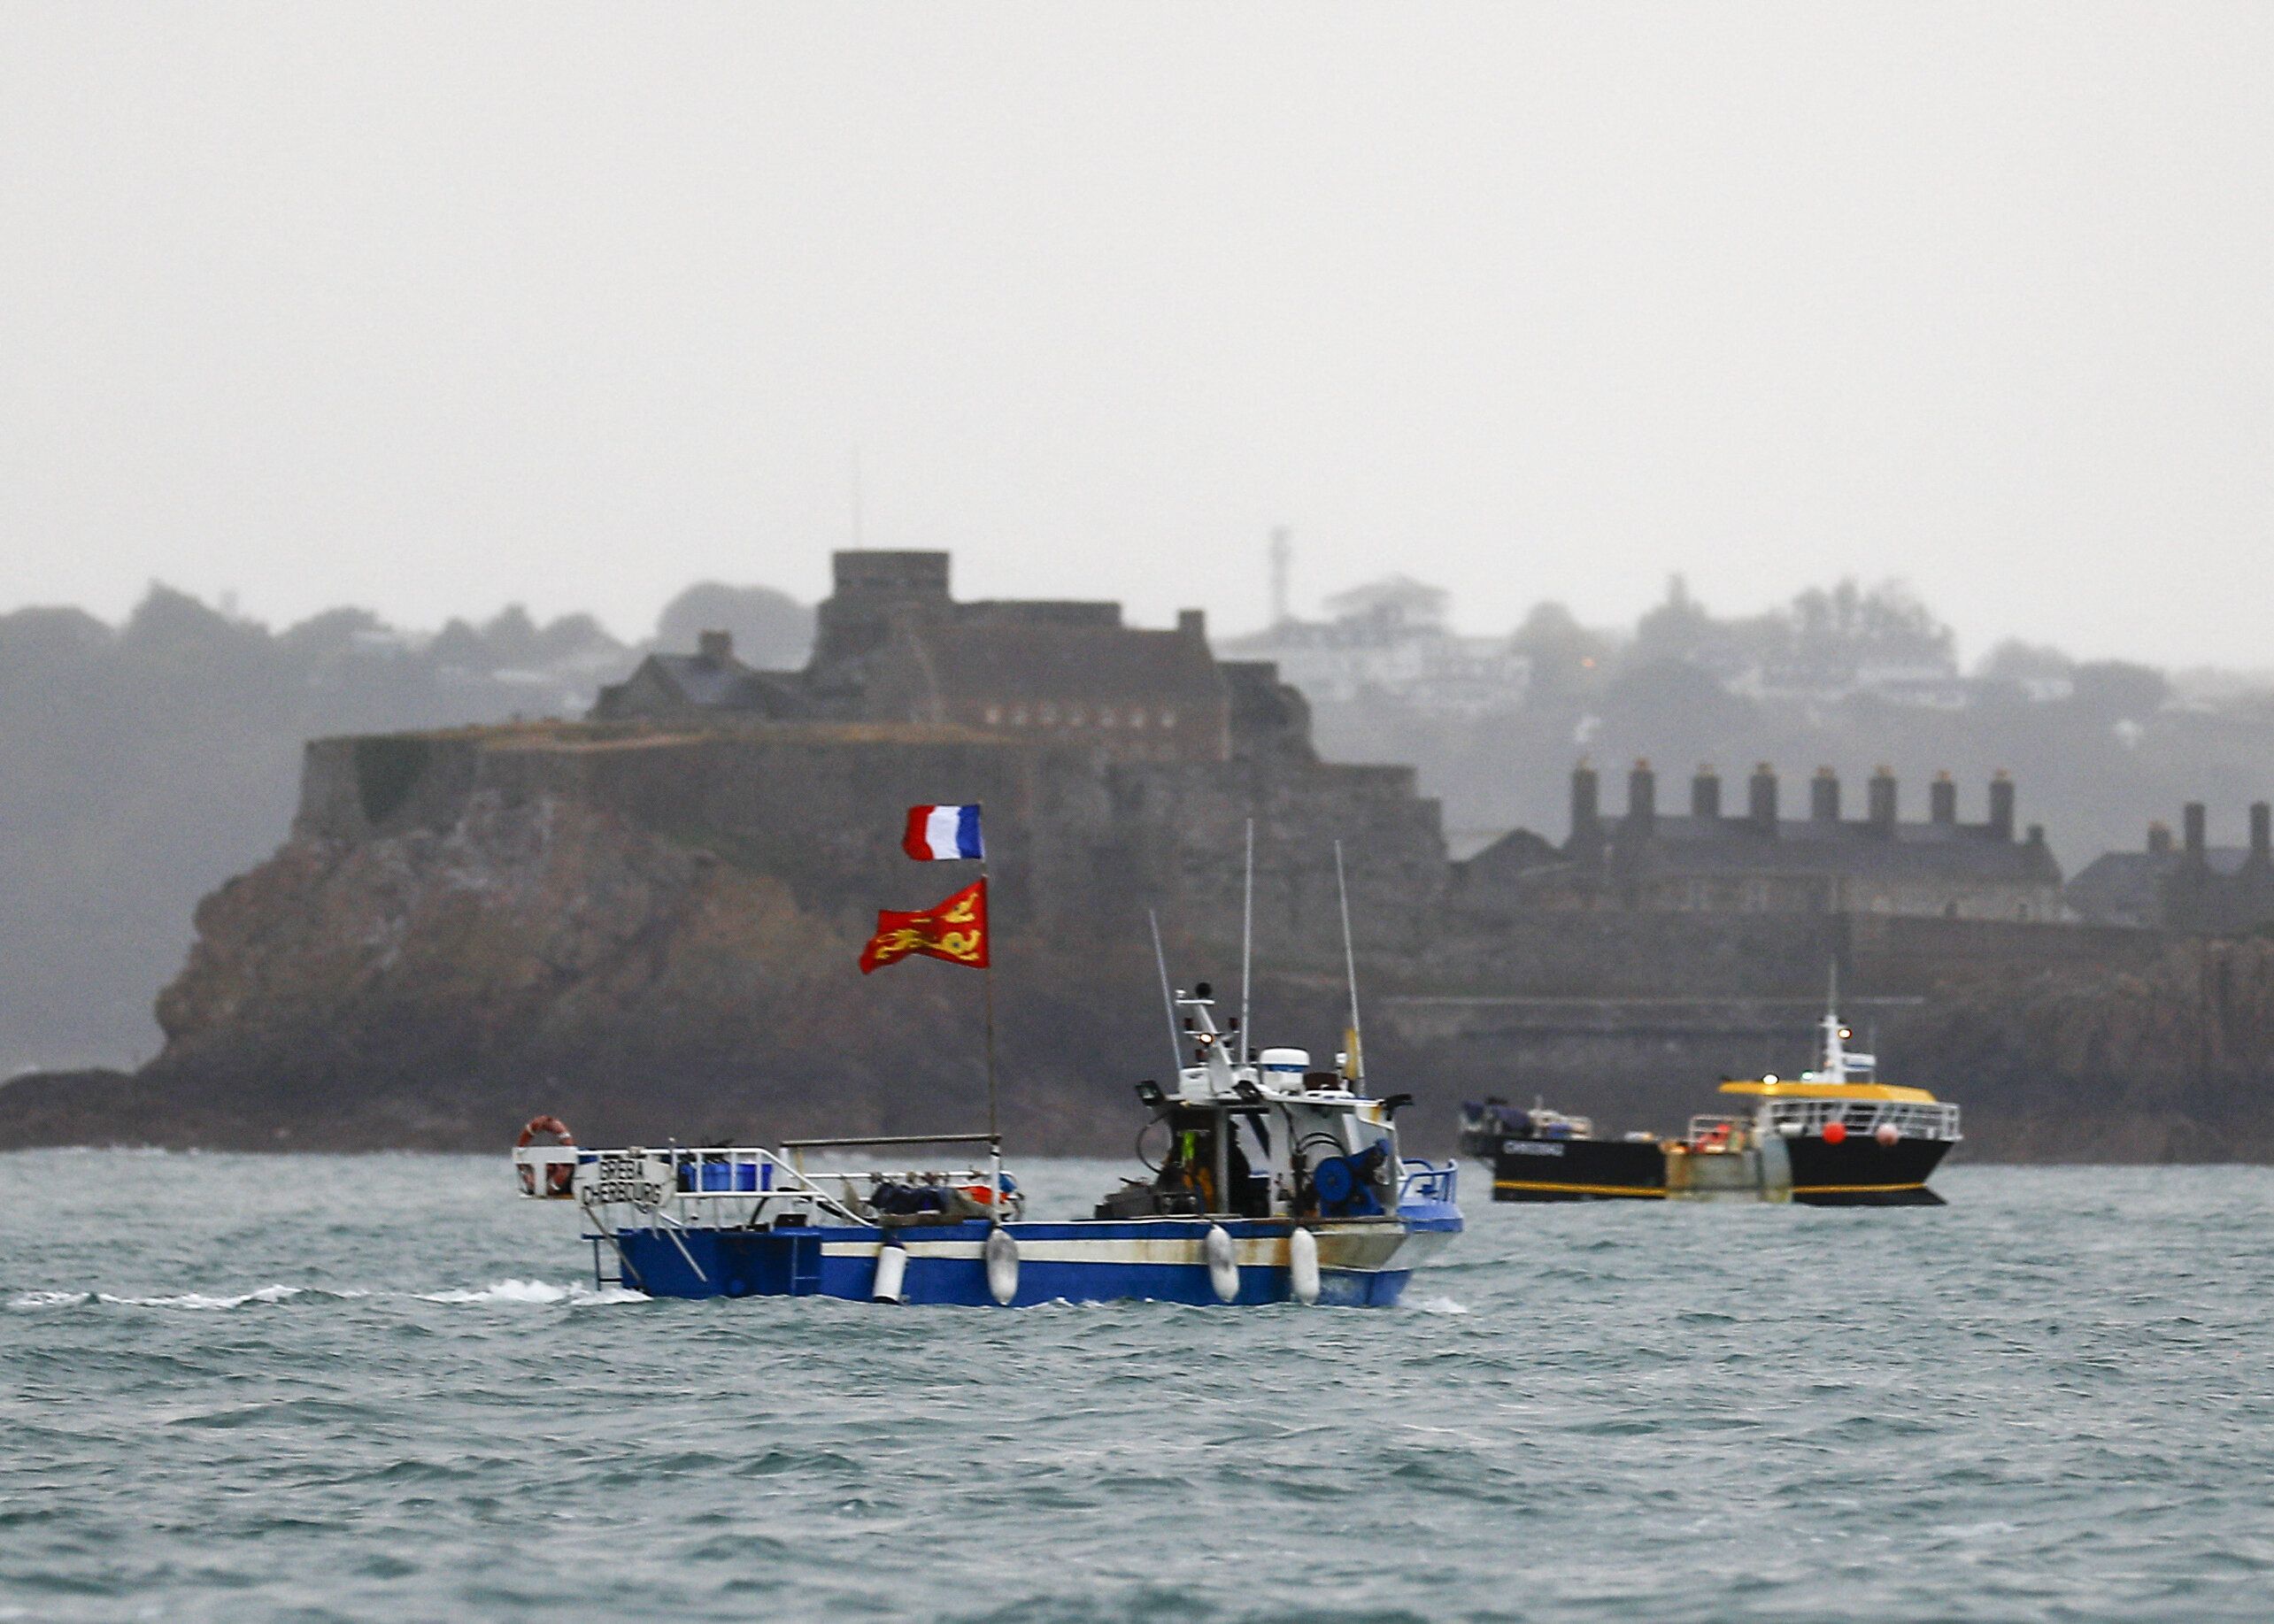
[984,1226,1020,1306]
[871,1241,908,1304]
[1205,1223,1239,1304]
[1287,1226,1322,1305]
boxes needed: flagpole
[983,863,998,1143]
[979,820,1001,1206]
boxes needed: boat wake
[416,1278,647,1307]
[7,1280,644,1312]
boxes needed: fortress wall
[1420,908,1850,997]
[1846,913,2163,995]
[294,723,1451,971]
[1104,758,1447,959]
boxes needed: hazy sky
[3,4,2268,663]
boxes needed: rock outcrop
[1894,936,2274,1161]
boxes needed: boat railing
[1399,1158,1458,1206]
[563,1145,873,1227]
[1761,1097,1962,1142]
[558,1141,1024,1230]
[1684,1115,1750,1151]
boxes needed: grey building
[1463,760,2067,920]
[2070,803,2274,932]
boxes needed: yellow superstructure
[1717,1079,1939,1104]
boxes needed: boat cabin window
[1152,1107,1271,1218]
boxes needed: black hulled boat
[1479,1000,1961,1205]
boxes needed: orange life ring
[516,1114,576,1197]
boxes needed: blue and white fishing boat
[513,981,1461,1307]
[513,824,1461,1306]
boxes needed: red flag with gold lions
[859,879,990,974]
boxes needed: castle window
[1160,709,1177,730]
[1011,706,1028,726]
[1129,710,1147,729]
[1098,708,1117,727]
[1068,707,1085,727]
[1040,704,1058,725]
[984,705,1003,727]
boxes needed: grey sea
[4,1153,2271,1622]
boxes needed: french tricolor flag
[902,804,984,862]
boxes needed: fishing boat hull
[1492,1134,1952,1204]
[602,1212,1454,1307]
[1785,1134,1952,1205]
[1491,1138,1669,1201]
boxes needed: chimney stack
[697,628,734,664]
[1810,767,1840,824]
[1930,772,1957,827]
[1176,608,1207,642]
[1692,765,1722,820]
[2147,820,2173,855]
[2254,803,2271,865]
[1868,767,1898,836]
[1988,771,2016,842]
[2184,801,2207,861]
[1627,759,1657,836]
[1749,764,1779,835]
[1569,760,1600,846]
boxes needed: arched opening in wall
[1944,901,1960,920]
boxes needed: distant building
[593,550,1307,765]
[1725,651,1974,711]
[2070,804,2274,932]
[590,629,807,721]
[1462,761,2067,921]
[1218,576,1530,719]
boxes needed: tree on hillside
[1509,602,1613,701]
[2070,661,2170,724]
[655,582,813,670]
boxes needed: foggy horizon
[5,4,2270,665]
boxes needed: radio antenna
[1148,909,1182,1074]
[1335,839,1365,1090]
[1238,817,1254,1063]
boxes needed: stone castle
[310,550,1445,965]
[594,550,1301,766]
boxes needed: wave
[416,1279,647,1307]
[8,1283,348,1311]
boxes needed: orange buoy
[1874,1122,1900,1147]
[1822,1120,1848,1145]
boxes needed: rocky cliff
[1892,936,2274,1161]
[0,720,1433,1151]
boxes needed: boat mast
[1238,817,1254,1066]
[1821,960,1845,1082]
[1335,839,1365,1092]
[1149,909,1182,1074]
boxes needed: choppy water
[4,1154,2273,1621]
